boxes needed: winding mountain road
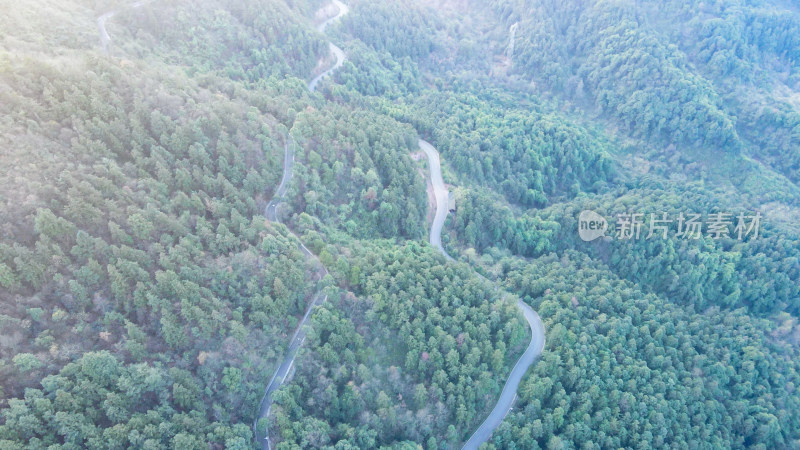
[462,299,544,449]
[99,2,545,448]
[261,7,545,449]
[417,139,546,449]
[256,132,327,450]
[97,0,153,54]
[308,0,349,92]
[255,2,349,449]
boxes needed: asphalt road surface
[100,2,546,448]
[418,139,454,261]
[264,139,293,222]
[461,299,545,449]
[418,140,547,450]
[308,0,349,92]
[256,2,348,448]
[97,0,153,54]
[254,292,327,450]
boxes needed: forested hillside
[287,106,427,239]
[2,0,800,448]
[0,2,323,444]
[271,243,528,448]
[495,251,800,449]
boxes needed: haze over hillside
[0,0,799,449]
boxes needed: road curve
[98,11,115,53]
[462,299,545,449]
[308,0,349,92]
[418,139,454,261]
[507,22,519,60]
[417,139,546,449]
[97,0,153,54]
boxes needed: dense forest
[495,251,800,449]
[2,0,800,448]
[271,243,528,447]
[286,105,427,240]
